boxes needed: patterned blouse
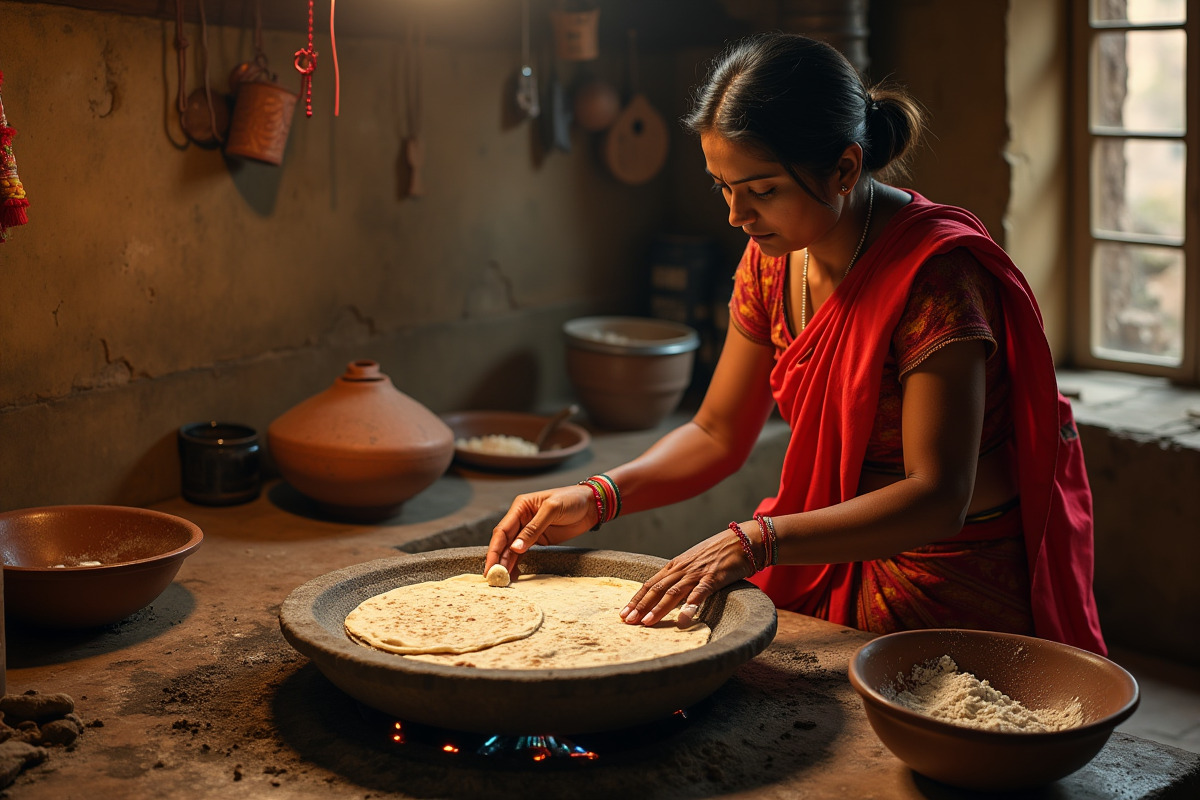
[729,242,1012,471]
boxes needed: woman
[486,33,1106,654]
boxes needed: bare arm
[605,325,778,514]
[485,325,777,575]
[623,337,988,626]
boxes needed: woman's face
[701,131,836,258]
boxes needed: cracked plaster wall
[0,2,688,509]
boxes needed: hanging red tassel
[0,69,31,241]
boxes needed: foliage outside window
[1072,0,1194,379]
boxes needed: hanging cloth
[0,69,30,241]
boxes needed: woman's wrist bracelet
[597,473,622,518]
[579,480,606,531]
[754,512,778,567]
[728,521,761,573]
[578,474,622,531]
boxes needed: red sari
[743,192,1106,655]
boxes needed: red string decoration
[293,0,318,117]
[330,0,340,116]
[0,69,30,242]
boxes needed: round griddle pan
[279,546,778,734]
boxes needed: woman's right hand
[485,484,599,578]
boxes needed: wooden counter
[4,424,1199,798]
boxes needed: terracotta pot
[268,360,454,519]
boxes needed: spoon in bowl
[535,404,579,451]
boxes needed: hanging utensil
[515,0,540,119]
[573,73,620,132]
[175,0,229,147]
[228,0,272,93]
[224,0,298,166]
[603,30,668,186]
[543,60,572,153]
[401,17,425,197]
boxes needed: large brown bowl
[848,628,1139,791]
[279,546,777,735]
[0,504,204,628]
[564,316,700,431]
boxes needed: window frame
[1069,0,1199,382]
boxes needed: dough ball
[486,563,511,587]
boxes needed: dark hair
[684,33,923,186]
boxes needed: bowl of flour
[848,628,1139,791]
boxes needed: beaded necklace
[800,178,875,331]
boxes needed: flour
[883,655,1084,732]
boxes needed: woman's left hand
[620,526,757,629]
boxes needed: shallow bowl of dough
[279,546,777,735]
[848,628,1139,791]
[0,504,204,628]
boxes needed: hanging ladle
[535,404,579,451]
[514,0,540,119]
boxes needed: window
[1071,0,1195,380]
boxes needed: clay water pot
[268,360,454,519]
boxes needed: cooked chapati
[344,579,543,655]
[403,573,711,670]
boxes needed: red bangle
[595,473,622,519]
[728,521,760,573]
[579,480,605,531]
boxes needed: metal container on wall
[225,80,299,166]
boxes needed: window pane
[1091,138,1185,239]
[1091,242,1184,363]
[1091,0,1185,25]
[1091,29,1185,133]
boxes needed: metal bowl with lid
[279,546,777,735]
[563,316,701,431]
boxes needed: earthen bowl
[442,410,591,471]
[848,628,1139,791]
[279,546,777,735]
[0,504,204,628]
[564,316,699,431]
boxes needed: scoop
[534,404,579,451]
